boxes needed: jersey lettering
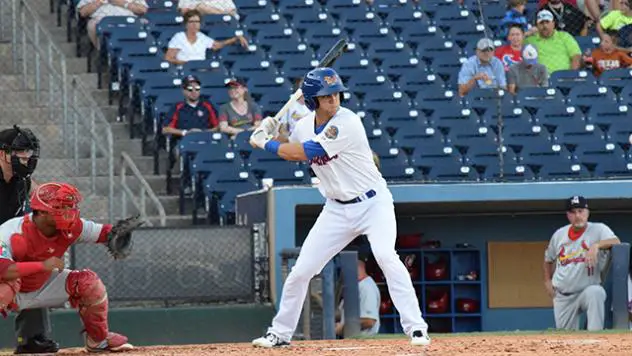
[310,154,339,166]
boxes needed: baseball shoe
[85,332,134,353]
[252,332,290,348]
[14,334,60,354]
[410,330,431,346]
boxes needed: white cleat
[410,330,431,346]
[252,333,290,348]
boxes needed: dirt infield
[4,331,629,356]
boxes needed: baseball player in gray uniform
[544,196,621,330]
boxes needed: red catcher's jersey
[0,214,110,292]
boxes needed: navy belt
[335,190,376,205]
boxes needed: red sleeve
[10,234,27,261]
[96,224,112,244]
[168,103,184,128]
[203,102,219,128]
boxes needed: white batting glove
[260,116,280,136]
[249,127,273,149]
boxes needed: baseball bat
[271,38,349,123]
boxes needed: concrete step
[37,155,156,177]
[0,89,111,109]
[0,73,98,91]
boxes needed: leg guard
[0,280,20,318]
[65,269,109,342]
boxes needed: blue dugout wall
[238,180,632,332]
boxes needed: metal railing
[8,0,115,221]
[120,151,166,227]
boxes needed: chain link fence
[72,225,257,306]
[0,0,115,223]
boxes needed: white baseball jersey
[280,101,311,136]
[289,106,387,201]
[544,222,615,294]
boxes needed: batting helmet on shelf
[380,297,393,314]
[30,182,82,231]
[427,291,449,314]
[456,298,480,313]
[425,256,448,281]
[301,67,348,111]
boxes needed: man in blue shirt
[458,38,507,97]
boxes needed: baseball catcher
[0,182,144,352]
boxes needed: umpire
[0,126,59,354]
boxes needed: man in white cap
[457,37,507,97]
[507,44,549,95]
[525,9,581,74]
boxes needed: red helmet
[30,182,82,231]
[425,257,448,281]
[427,291,449,314]
[456,298,480,313]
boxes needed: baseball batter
[0,182,134,352]
[250,67,430,347]
[544,196,621,331]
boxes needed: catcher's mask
[30,182,82,231]
[0,125,40,179]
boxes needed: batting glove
[250,127,273,149]
[260,116,280,136]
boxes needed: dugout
[241,180,632,333]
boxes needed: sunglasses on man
[186,85,201,92]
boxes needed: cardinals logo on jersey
[559,241,590,266]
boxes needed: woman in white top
[164,10,248,65]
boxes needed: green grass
[355,329,632,340]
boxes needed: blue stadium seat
[432,7,480,34]
[355,30,404,57]
[339,11,384,34]
[567,84,617,112]
[254,28,302,52]
[400,25,447,49]
[481,103,531,127]
[249,161,310,187]
[301,27,348,53]
[279,52,318,79]
[346,74,395,96]
[379,55,427,83]
[363,89,412,113]
[368,133,398,158]
[181,59,229,75]
[389,118,435,142]
[430,55,468,87]
[142,12,183,35]
[526,150,591,180]
[514,87,566,114]
[203,165,260,225]
[267,43,314,67]
[549,70,597,95]
[535,104,584,129]
[419,154,478,182]
[414,89,462,115]
[379,157,421,182]
[618,84,632,104]
[598,68,632,94]
[189,148,241,218]
[342,92,363,112]
[406,134,455,160]
[326,0,371,14]
[575,36,600,53]
[382,5,430,31]
[232,130,255,157]
[202,14,240,29]
[503,130,554,160]
[244,73,293,98]
[398,74,445,97]
[146,0,177,11]
[280,4,334,31]
[331,50,371,74]
[234,0,274,15]
[552,124,608,148]
[575,141,632,178]
[258,90,293,115]
[606,121,632,148]
[585,104,630,128]
[429,106,480,131]
[418,0,462,17]
[414,38,462,65]
[378,107,427,131]
[481,162,537,182]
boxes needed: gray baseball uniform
[545,222,615,330]
[339,276,381,336]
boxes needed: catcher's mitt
[106,215,145,260]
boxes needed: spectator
[218,78,263,136]
[164,10,248,65]
[600,0,632,39]
[335,253,381,337]
[278,78,310,138]
[178,0,238,19]
[525,10,582,73]
[538,0,601,22]
[541,0,590,36]
[500,0,534,38]
[162,74,219,138]
[458,38,507,97]
[77,0,148,49]
[495,24,526,71]
[543,196,620,331]
[588,32,632,76]
[507,44,550,94]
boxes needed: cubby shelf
[373,247,483,334]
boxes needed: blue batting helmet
[301,67,348,111]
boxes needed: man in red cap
[0,182,133,352]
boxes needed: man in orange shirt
[589,32,632,76]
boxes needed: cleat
[85,332,134,353]
[252,332,290,348]
[411,329,431,346]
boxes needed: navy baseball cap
[566,196,588,211]
[182,74,201,87]
[225,77,247,88]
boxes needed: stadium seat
[249,161,310,187]
[575,36,601,53]
[400,25,447,49]
[617,83,632,104]
[301,27,348,53]
[362,89,412,113]
[521,146,590,179]
[552,125,608,152]
[233,0,274,15]
[267,43,314,67]
[414,88,461,115]
[481,162,536,181]
[606,121,632,149]
[363,37,414,64]
[480,103,531,127]
[379,55,427,83]
[398,74,445,97]
[535,104,584,131]
[514,87,566,114]
[382,5,430,31]
[203,165,260,225]
[346,74,395,96]
[575,141,632,178]
[566,84,617,112]
[432,7,480,35]
[406,134,455,162]
[379,157,421,182]
[279,51,319,79]
[378,108,427,132]
[430,56,468,88]
[429,106,481,133]
[598,68,632,94]
[415,38,463,66]
[339,11,384,35]
[419,154,478,182]
[462,88,514,115]
[326,0,371,15]
[585,104,630,128]
[418,0,463,17]
[549,70,598,95]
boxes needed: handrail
[120,152,166,227]
[10,0,115,222]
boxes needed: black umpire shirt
[0,167,30,224]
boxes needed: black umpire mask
[0,126,39,179]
